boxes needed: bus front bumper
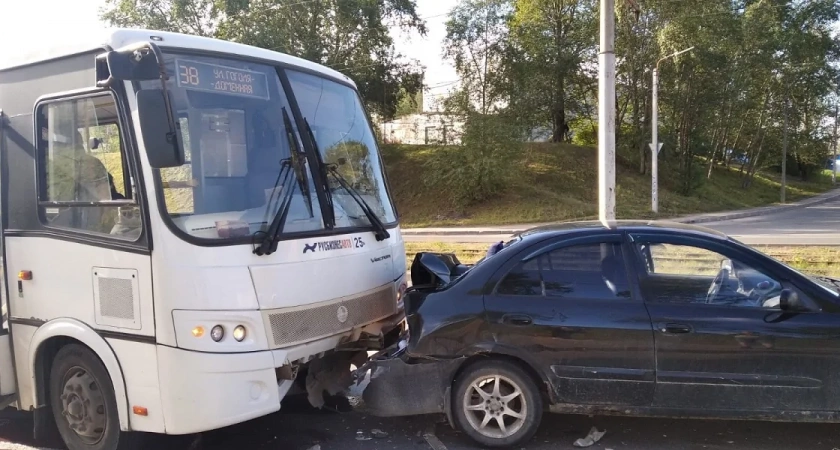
[156,312,404,435]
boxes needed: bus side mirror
[97,51,160,83]
[96,43,164,86]
[137,89,185,168]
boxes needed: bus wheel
[49,344,141,450]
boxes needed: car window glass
[497,257,542,296]
[497,242,630,299]
[639,242,783,309]
[647,243,723,276]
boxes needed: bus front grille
[265,284,397,348]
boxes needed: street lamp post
[650,46,694,213]
[832,101,838,185]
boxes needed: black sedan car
[358,220,840,448]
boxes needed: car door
[484,233,656,407]
[629,232,840,412]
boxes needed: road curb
[401,188,840,237]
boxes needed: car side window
[638,242,784,308]
[646,243,723,276]
[497,242,631,299]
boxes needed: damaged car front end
[357,251,482,417]
[353,238,550,448]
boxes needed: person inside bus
[48,131,121,234]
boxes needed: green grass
[382,143,835,228]
[404,242,840,278]
[99,142,834,229]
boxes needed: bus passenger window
[36,94,141,241]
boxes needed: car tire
[452,360,543,448]
[49,344,144,450]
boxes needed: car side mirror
[136,89,185,168]
[779,289,805,312]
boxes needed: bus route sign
[174,59,270,100]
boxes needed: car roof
[514,219,730,242]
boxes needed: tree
[443,0,514,115]
[100,0,427,121]
[508,0,598,142]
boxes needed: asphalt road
[403,196,840,246]
[2,200,839,450]
[2,398,840,450]
[701,197,840,245]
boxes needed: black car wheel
[50,344,143,450]
[452,360,543,448]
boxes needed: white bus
[0,29,407,450]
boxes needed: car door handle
[502,314,533,326]
[660,323,692,334]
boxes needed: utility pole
[781,95,788,203]
[832,101,838,185]
[650,46,693,213]
[651,67,662,213]
[599,0,616,223]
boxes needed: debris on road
[573,427,606,447]
[423,431,448,450]
[355,429,371,441]
[371,428,388,439]
[305,445,321,450]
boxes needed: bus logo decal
[336,306,349,323]
[302,238,358,254]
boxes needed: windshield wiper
[815,276,840,292]
[326,164,390,241]
[253,108,312,256]
[254,159,298,256]
[283,108,314,218]
[301,118,390,241]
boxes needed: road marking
[423,425,448,450]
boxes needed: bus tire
[49,344,142,450]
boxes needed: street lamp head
[657,46,696,69]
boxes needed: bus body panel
[0,29,406,440]
[106,338,166,433]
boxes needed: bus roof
[0,28,355,87]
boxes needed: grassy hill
[382,143,835,228]
[99,142,834,229]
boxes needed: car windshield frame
[134,48,399,246]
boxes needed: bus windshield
[286,70,397,230]
[138,52,396,241]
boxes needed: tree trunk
[551,75,566,143]
[744,131,767,189]
[708,107,733,179]
[741,88,771,184]
[632,76,644,173]
[726,114,748,167]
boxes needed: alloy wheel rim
[462,374,527,439]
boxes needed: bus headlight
[210,325,225,342]
[172,310,269,353]
[396,282,407,307]
[233,325,247,342]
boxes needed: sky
[0,0,459,112]
[2,1,834,113]
[0,0,107,61]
